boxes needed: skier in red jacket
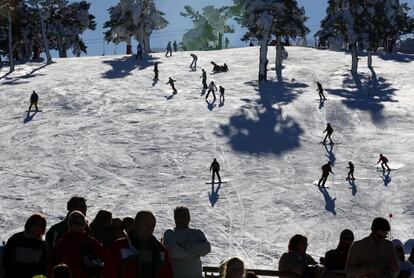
[103,211,174,278]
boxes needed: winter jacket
[324,126,333,135]
[322,164,333,175]
[324,242,352,271]
[48,231,108,278]
[103,235,174,278]
[46,216,91,250]
[208,83,217,91]
[2,231,47,278]
[278,251,318,278]
[210,161,220,172]
[30,92,39,102]
[163,227,211,278]
[345,234,399,278]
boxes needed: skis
[345,177,355,181]
[25,110,42,112]
[205,181,227,185]
[313,184,329,189]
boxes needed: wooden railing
[202,266,347,278]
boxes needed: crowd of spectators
[1,196,413,278]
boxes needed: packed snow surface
[0,46,413,268]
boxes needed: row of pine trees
[1,0,413,80]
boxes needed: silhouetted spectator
[90,210,113,247]
[103,211,174,278]
[46,196,88,251]
[2,214,47,278]
[221,257,245,278]
[346,217,399,278]
[111,218,126,240]
[324,229,354,271]
[393,242,414,278]
[48,211,108,278]
[163,206,211,278]
[122,217,134,235]
[410,245,414,264]
[278,234,322,278]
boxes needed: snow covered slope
[0,47,413,268]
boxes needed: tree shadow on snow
[137,55,160,70]
[102,56,138,79]
[326,72,397,124]
[216,80,307,155]
[319,186,336,215]
[377,53,414,63]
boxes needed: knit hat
[340,229,354,241]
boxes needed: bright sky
[75,0,414,57]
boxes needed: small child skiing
[346,161,355,180]
[322,123,334,144]
[318,161,334,188]
[219,86,225,104]
[190,53,198,71]
[28,90,39,114]
[317,82,327,101]
[206,81,217,101]
[210,158,221,184]
[165,41,172,57]
[377,154,390,171]
[166,77,177,94]
[200,69,207,89]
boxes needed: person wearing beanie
[324,229,354,271]
[346,217,399,278]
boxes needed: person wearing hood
[324,229,354,271]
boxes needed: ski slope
[0,46,413,268]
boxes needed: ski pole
[389,213,393,239]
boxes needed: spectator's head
[122,217,134,235]
[68,211,86,233]
[133,211,156,240]
[24,214,47,239]
[395,245,405,261]
[52,264,72,278]
[67,196,87,216]
[223,257,245,278]
[371,217,390,240]
[174,206,190,229]
[112,218,125,240]
[245,271,259,278]
[339,229,354,246]
[91,210,112,231]
[288,234,308,255]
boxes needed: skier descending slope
[28,91,39,115]
[206,81,217,101]
[200,69,207,89]
[346,161,355,181]
[318,161,334,188]
[377,154,390,171]
[210,158,221,184]
[190,53,198,71]
[166,77,177,94]
[322,123,334,144]
[317,82,327,101]
[153,62,159,80]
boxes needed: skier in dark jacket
[28,91,39,114]
[210,158,221,184]
[377,154,390,171]
[166,77,177,93]
[173,41,178,52]
[324,229,354,271]
[346,161,355,180]
[219,86,225,104]
[200,69,207,89]
[190,53,198,71]
[206,81,217,101]
[317,82,327,101]
[136,43,143,60]
[165,41,172,57]
[322,123,334,144]
[318,161,334,188]
[154,62,159,80]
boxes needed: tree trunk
[33,46,41,59]
[275,36,283,82]
[126,36,132,54]
[218,32,223,50]
[367,50,373,69]
[144,33,151,53]
[258,36,269,82]
[351,42,358,74]
[8,10,14,72]
[40,12,52,64]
